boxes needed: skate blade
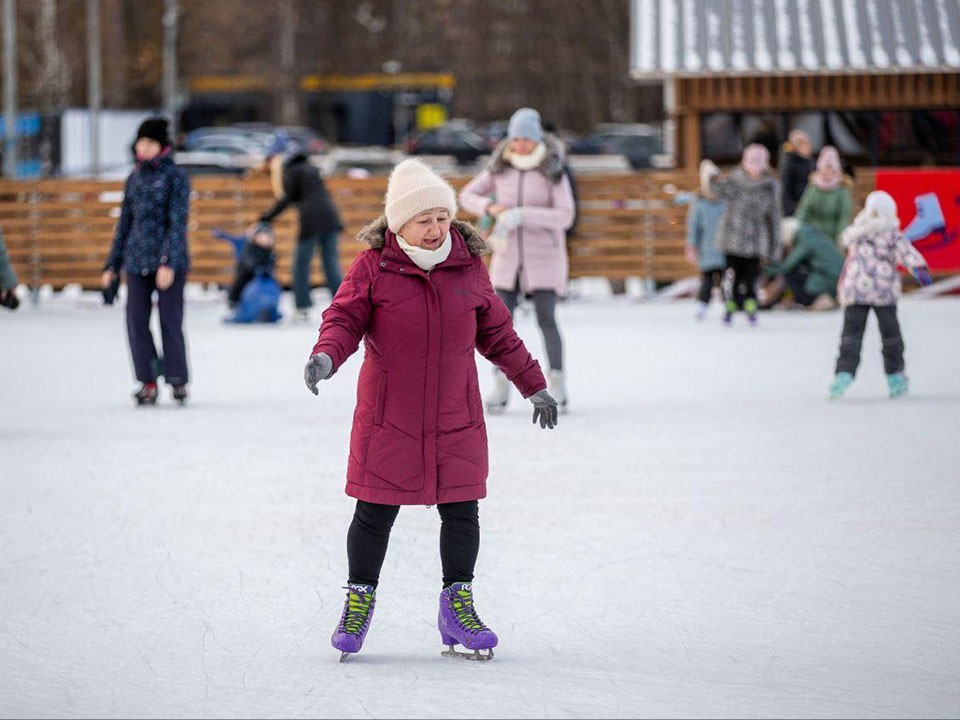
[339,651,353,663]
[441,645,494,661]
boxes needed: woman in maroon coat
[303,158,558,661]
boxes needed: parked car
[182,125,273,153]
[276,125,330,155]
[405,125,487,165]
[568,123,662,169]
[318,147,406,177]
[175,133,266,175]
[474,120,508,150]
[231,122,330,155]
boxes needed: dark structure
[630,0,960,168]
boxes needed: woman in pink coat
[460,107,575,413]
[303,158,558,661]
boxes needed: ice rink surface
[1,287,959,719]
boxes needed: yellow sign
[416,104,447,130]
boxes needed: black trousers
[697,269,723,304]
[227,267,256,307]
[723,255,761,309]
[835,304,905,376]
[784,266,816,306]
[125,271,189,385]
[497,280,563,371]
[347,500,480,589]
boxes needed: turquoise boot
[887,373,909,399]
[829,372,854,399]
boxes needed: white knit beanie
[864,190,898,220]
[384,158,458,233]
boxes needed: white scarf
[506,142,547,171]
[396,232,452,272]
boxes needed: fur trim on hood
[356,215,490,256]
[840,209,899,248]
[486,134,566,183]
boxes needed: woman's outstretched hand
[530,389,558,429]
[304,353,333,395]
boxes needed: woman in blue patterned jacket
[102,117,192,405]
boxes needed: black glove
[102,275,120,305]
[530,389,558,429]
[304,353,333,395]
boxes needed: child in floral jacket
[829,191,932,399]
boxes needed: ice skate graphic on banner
[876,170,960,274]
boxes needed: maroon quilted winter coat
[310,217,547,506]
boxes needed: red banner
[875,169,960,274]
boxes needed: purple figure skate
[331,584,376,662]
[438,582,498,661]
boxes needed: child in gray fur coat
[708,145,782,325]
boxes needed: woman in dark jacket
[779,129,814,217]
[259,133,343,319]
[102,117,191,405]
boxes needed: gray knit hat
[507,107,543,142]
[384,158,458,233]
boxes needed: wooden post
[680,112,699,170]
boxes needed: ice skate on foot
[438,582,497,661]
[887,372,909,399]
[828,372,854,399]
[331,583,376,660]
[134,382,158,405]
[292,308,312,324]
[172,384,188,405]
[548,369,568,414]
[485,371,510,415]
[745,299,758,326]
[722,300,735,326]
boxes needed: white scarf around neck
[506,142,547,171]
[396,231,452,271]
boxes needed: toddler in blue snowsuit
[217,224,282,324]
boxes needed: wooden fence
[0,170,878,291]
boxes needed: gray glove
[304,353,333,395]
[530,389,559,429]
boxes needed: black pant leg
[157,272,188,386]
[495,279,520,317]
[724,255,751,308]
[347,501,400,587]
[228,267,255,306]
[124,272,160,384]
[874,305,906,374]
[836,304,870,375]
[784,266,815,306]
[741,258,761,303]
[697,271,714,304]
[437,500,480,588]
[532,289,563,371]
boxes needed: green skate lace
[338,587,374,635]
[449,588,488,633]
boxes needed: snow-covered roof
[630,0,960,79]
